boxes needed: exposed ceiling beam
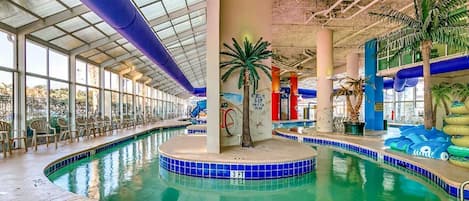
[161,25,206,44]
[100,50,141,67]
[0,22,17,34]
[18,4,89,34]
[70,33,121,55]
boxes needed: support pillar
[346,52,359,111]
[15,33,26,148]
[271,66,280,121]
[206,0,220,153]
[364,39,384,130]
[69,54,77,130]
[316,29,334,133]
[220,0,272,146]
[289,72,298,120]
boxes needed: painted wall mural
[220,72,272,147]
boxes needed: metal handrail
[460,180,469,201]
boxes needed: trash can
[383,120,388,130]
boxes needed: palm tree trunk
[242,70,253,147]
[422,40,433,129]
[432,103,437,126]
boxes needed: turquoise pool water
[48,128,454,201]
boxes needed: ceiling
[272,0,415,89]
[0,0,417,98]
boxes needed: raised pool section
[158,135,317,180]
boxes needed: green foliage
[370,0,469,60]
[431,82,452,114]
[220,37,272,93]
[451,82,469,102]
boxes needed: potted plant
[220,37,272,147]
[333,77,366,135]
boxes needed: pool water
[48,128,455,201]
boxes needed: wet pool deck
[0,119,191,201]
[275,127,469,190]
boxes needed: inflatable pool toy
[449,156,469,168]
[450,102,469,114]
[447,145,469,158]
[443,125,469,136]
[451,136,469,147]
[444,114,469,125]
[409,141,451,160]
[385,126,451,160]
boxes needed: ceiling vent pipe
[81,0,199,94]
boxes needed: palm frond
[369,9,421,28]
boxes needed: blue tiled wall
[159,154,315,180]
[275,130,469,200]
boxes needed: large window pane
[26,76,48,121]
[104,71,111,89]
[50,81,69,131]
[76,86,87,118]
[111,92,119,120]
[87,87,100,117]
[49,50,69,80]
[104,90,112,118]
[0,31,14,69]
[136,96,143,116]
[76,60,87,84]
[0,71,13,123]
[26,41,47,76]
[87,64,99,87]
[416,79,424,101]
[111,73,119,91]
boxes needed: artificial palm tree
[370,0,469,129]
[220,37,272,147]
[333,77,366,123]
[431,82,451,125]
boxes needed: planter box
[343,122,365,135]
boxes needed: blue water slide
[81,0,197,94]
[191,100,207,118]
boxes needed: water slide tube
[190,100,207,118]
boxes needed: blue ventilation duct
[81,0,195,94]
[393,56,469,91]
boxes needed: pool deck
[275,127,469,190]
[0,119,191,201]
[159,135,316,163]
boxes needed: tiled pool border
[43,125,188,177]
[274,129,469,200]
[159,152,315,180]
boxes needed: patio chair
[30,119,58,151]
[56,117,72,142]
[87,117,99,137]
[103,116,112,133]
[75,116,89,141]
[0,121,28,157]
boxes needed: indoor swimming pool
[48,128,453,201]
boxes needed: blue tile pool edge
[158,152,316,180]
[43,125,188,177]
[274,129,469,200]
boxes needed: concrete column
[99,66,105,117]
[206,0,220,153]
[16,33,26,147]
[316,29,334,133]
[346,52,359,109]
[346,53,359,80]
[289,72,298,120]
[69,54,77,130]
[364,39,384,130]
[220,0,273,146]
